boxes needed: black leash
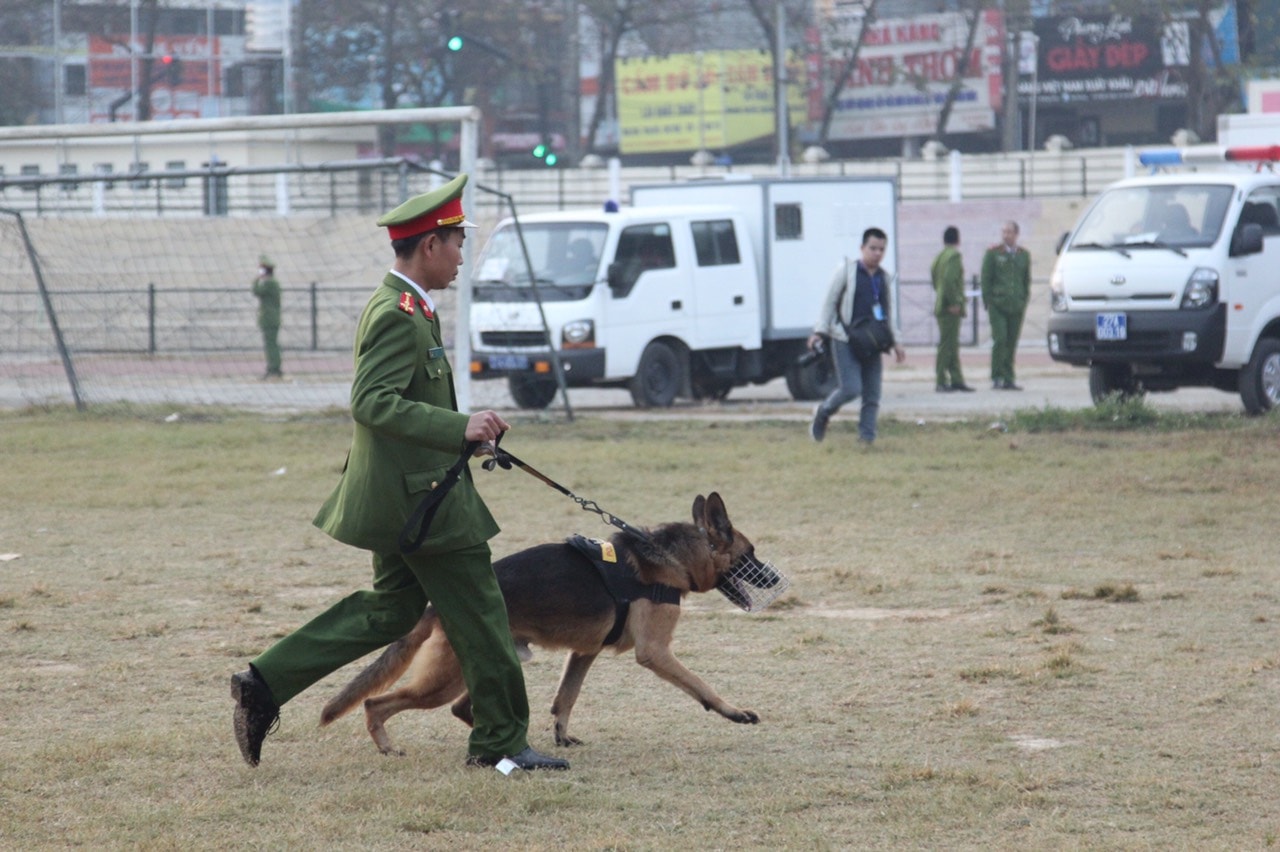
[398,434,652,554]
[481,432,653,544]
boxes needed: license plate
[1095,312,1127,341]
[488,354,530,371]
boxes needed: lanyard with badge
[869,270,885,321]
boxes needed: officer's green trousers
[988,305,1026,384]
[935,313,964,387]
[260,323,281,375]
[252,542,529,758]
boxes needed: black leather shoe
[466,746,570,771]
[935,384,954,393]
[231,667,280,768]
[1004,381,1023,391]
[950,384,976,392]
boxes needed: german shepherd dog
[320,492,768,755]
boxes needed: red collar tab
[418,298,434,319]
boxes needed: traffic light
[531,142,557,167]
[160,55,182,86]
[447,35,464,51]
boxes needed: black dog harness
[567,534,680,646]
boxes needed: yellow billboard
[616,50,805,155]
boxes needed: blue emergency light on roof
[1138,145,1280,167]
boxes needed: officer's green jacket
[252,275,281,328]
[980,245,1031,313]
[930,246,966,319]
[313,274,498,555]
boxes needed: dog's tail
[318,606,438,726]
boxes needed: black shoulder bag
[842,260,894,361]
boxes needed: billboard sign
[821,10,1004,141]
[1019,14,1189,102]
[615,50,805,155]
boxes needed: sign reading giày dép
[1019,14,1191,102]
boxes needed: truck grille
[480,331,550,348]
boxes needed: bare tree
[932,2,983,141]
[813,0,879,149]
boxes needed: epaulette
[397,292,415,315]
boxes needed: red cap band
[386,197,467,240]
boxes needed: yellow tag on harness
[598,540,616,563]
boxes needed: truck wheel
[1239,338,1280,415]
[630,341,682,407]
[507,375,558,410]
[785,356,837,401]
[1088,364,1144,405]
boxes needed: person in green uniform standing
[231,175,568,773]
[252,256,283,379]
[930,226,973,393]
[980,220,1032,390]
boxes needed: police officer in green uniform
[252,255,282,379]
[930,226,972,392]
[231,175,569,772]
[980,220,1032,390]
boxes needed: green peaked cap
[377,173,475,239]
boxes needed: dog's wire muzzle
[716,552,790,613]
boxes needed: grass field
[3,407,1280,849]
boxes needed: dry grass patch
[5,412,1280,847]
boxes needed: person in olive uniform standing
[252,256,283,379]
[930,226,972,393]
[231,175,568,772]
[980,220,1032,390]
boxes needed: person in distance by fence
[930,226,973,393]
[980,220,1032,391]
[252,255,283,380]
[230,174,568,772]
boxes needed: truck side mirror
[1231,223,1264,257]
[607,261,638,298]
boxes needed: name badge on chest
[427,346,445,361]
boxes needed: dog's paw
[553,728,584,747]
[728,709,760,724]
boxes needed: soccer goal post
[0,107,487,413]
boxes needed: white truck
[468,176,898,408]
[1046,144,1280,413]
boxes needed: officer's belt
[566,534,680,646]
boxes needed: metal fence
[0,147,1135,221]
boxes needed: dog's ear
[692,494,706,525]
[704,492,733,543]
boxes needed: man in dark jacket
[806,227,906,445]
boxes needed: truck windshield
[1070,184,1234,251]
[475,223,608,288]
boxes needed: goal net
[0,108,518,414]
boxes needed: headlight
[561,319,595,348]
[1049,266,1067,312]
[1180,267,1218,309]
